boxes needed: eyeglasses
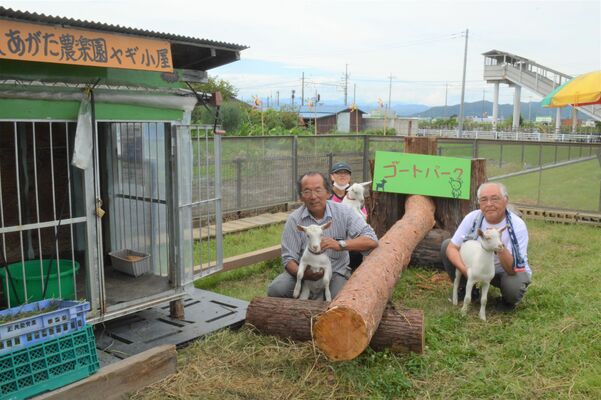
[301,188,326,198]
[478,196,504,204]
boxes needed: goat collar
[307,248,326,255]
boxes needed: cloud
[4,0,599,107]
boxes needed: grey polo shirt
[281,200,378,276]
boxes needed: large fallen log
[245,297,424,353]
[410,228,452,268]
[313,194,436,360]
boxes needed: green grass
[193,223,284,266]
[133,220,601,399]
[500,159,601,211]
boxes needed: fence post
[554,144,558,164]
[363,135,370,182]
[472,139,478,159]
[499,143,503,168]
[235,158,243,209]
[327,152,333,172]
[521,143,525,167]
[599,180,601,213]
[568,144,571,160]
[536,143,543,206]
[292,136,298,201]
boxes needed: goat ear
[321,220,332,230]
[296,225,306,232]
[477,228,484,237]
[362,181,372,186]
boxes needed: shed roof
[0,7,248,71]
[267,104,365,119]
[298,104,365,119]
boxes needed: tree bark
[313,195,435,361]
[245,297,424,354]
[433,158,487,232]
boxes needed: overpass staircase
[483,50,601,121]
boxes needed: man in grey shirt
[267,172,378,300]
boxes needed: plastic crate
[0,325,99,399]
[109,249,150,277]
[0,300,89,355]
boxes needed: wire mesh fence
[214,135,601,214]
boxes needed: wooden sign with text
[372,151,472,199]
[0,20,173,72]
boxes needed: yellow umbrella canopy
[542,70,601,108]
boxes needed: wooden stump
[313,195,435,360]
[410,228,452,268]
[245,297,424,354]
[433,158,487,232]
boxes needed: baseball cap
[330,162,352,174]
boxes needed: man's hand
[320,237,341,251]
[303,265,325,281]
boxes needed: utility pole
[344,64,349,106]
[353,83,356,105]
[481,88,485,118]
[444,82,448,118]
[276,91,280,107]
[458,28,469,136]
[387,74,394,114]
[385,74,394,134]
[301,72,305,106]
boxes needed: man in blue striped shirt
[267,172,378,300]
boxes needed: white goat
[453,226,506,321]
[293,221,333,301]
[342,181,372,220]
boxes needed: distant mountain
[391,103,430,116]
[412,100,589,120]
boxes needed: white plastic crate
[109,249,150,277]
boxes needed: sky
[2,0,600,107]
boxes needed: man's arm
[446,210,479,277]
[320,235,378,252]
[495,245,516,275]
[497,218,529,275]
[320,207,378,252]
[446,242,468,277]
[284,259,324,281]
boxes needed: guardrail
[417,129,601,143]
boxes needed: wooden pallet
[516,206,601,227]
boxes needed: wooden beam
[33,344,177,400]
[194,245,281,274]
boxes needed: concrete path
[193,211,290,240]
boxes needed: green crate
[0,325,98,399]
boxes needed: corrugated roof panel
[0,7,248,51]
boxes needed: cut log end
[313,306,369,361]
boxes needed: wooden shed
[0,7,246,323]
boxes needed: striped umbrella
[542,70,601,108]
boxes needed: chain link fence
[212,135,601,214]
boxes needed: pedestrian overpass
[483,50,601,132]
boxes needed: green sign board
[372,151,472,199]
